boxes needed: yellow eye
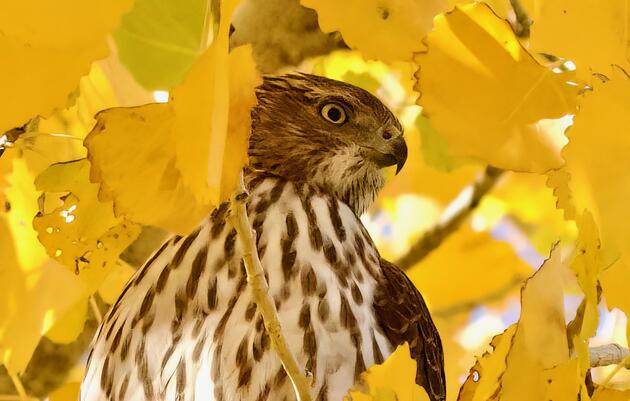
[321,103,346,124]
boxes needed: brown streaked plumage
[375,259,446,401]
[82,73,444,401]
[250,73,407,215]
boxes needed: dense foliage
[1,0,629,400]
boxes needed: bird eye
[320,103,346,124]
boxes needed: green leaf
[113,0,210,90]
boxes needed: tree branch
[589,344,630,368]
[228,179,312,401]
[592,350,630,398]
[396,166,504,270]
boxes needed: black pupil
[327,106,342,122]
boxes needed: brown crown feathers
[248,73,407,215]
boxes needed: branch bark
[589,344,630,368]
[396,166,504,270]
[228,180,312,401]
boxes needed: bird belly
[81,176,393,401]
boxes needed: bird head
[249,73,407,215]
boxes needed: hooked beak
[392,137,408,174]
[369,136,408,175]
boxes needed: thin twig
[228,177,312,401]
[5,371,26,401]
[396,166,504,270]
[89,296,103,324]
[592,353,630,398]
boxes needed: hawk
[81,73,445,401]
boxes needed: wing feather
[374,258,446,401]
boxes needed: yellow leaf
[0,149,15,214]
[1,66,118,182]
[38,64,119,140]
[593,387,630,401]
[488,172,577,255]
[458,324,516,401]
[346,343,431,401]
[171,0,240,203]
[49,381,81,401]
[500,247,571,401]
[0,0,133,132]
[549,66,630,284]
[529,0,630,78]
[434,314,477,400]
[2,156,128,369]
[85,104,212,233]
[302,0,448,61]
[46,265,137,345]
[0,216,87,372]
[547,168,576,221]
[44,299,88,344]
[98,261,136,304]
[33,159,140,281]
[408,227,532,311]
[311,50,418,101]
[85,3,260,233]
[172,43,261,203]
[450,0,512,19]
[220,47,262,200]
[570,211,603,356]
[600,261,630,336]
[414,3,578,173]
[4,158,48,270]
[541,359,581,401]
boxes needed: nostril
[382,131,393,140]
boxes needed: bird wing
[373,258,446,401]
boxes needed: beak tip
[394,138,407,175]
[369,136,407,174]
